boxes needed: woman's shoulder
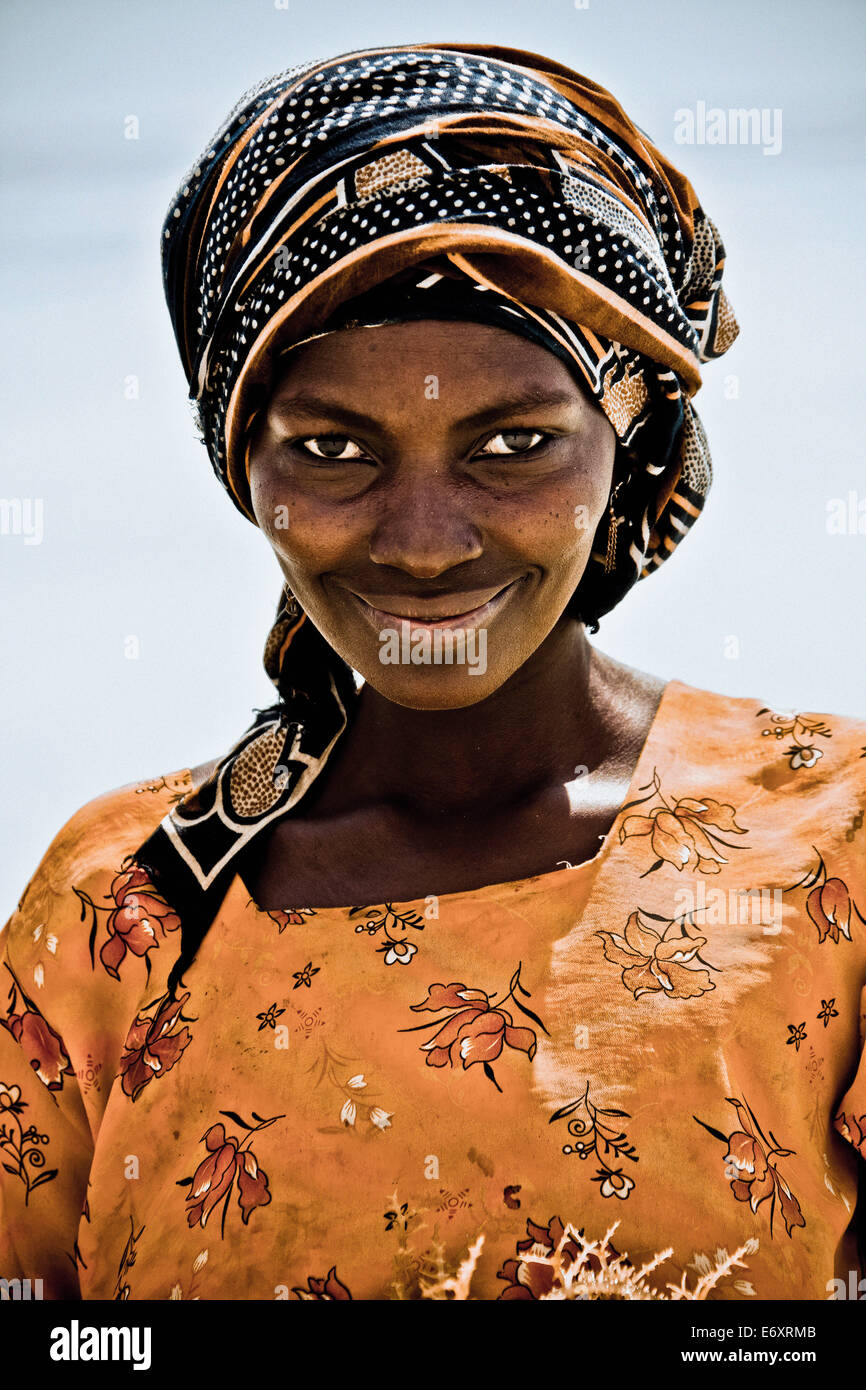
[14,768,194,908]
[656,681,866,895]
[661,677,866,770]
[1,766,195,996]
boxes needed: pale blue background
[1,0,864,920]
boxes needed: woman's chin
[357,663,508,711]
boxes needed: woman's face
[247,319,617,709]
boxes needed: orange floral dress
[1,680,864,1300]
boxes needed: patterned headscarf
[140,42,738,961]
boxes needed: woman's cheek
[252,477,315,557]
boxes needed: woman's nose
[367,473,484,578]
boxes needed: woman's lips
[349,580,520,632]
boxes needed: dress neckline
[219,677,682,919]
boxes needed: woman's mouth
[348,580,521,632]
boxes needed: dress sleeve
[0,779,176,1299]
[0,903,92,1298]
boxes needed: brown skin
[193,320,666,907]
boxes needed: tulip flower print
[119,990,194,1102]
[177,1109,284,1238]
[694,1095,805,1238]
[787,850,864,946]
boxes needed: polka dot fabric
[138,43,739,944]
[161,40,738,610]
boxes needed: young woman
[1,42,863,1302]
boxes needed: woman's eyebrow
[270,387,580,432]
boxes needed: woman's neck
[309,619,626,819]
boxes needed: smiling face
[247,318,617,710]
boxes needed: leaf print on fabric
[0,1081,58,1204]
[1,962,74,1093]
[399,963,549,1093]
[291,1266,353,1300]
[496,1215,628,1300]
[549,1082,638,1197]
[787,850,865,945]
[114,1215,145,1301]
[74,858,181,982]
[118,990,194,1102]
[348,903,426,964]
[694,1096,805,1238]
[615,769,748,876]
[596,908,719,1000]
[756,707,831,770]
[178,1110,284,1236]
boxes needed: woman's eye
[297,435,369,461]
[293,429,550,462]
[476,429,549,457]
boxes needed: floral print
[339,1073,392,1131]
[256,1003,285,1031]
[694,1097,805,1238]
[833,1110,865,1158]
[118,990,194,1102]
[1,963,73,1092]
[134,772,191,805]
[786,1022,807,1052]
[114,1216,145,1301]
[349,903,426,964]
[292,961,320,989]
[788,852,865,945]
[75,859,181,981]
[596,909,718,999]
[809,880,855,944]
[179,1111,282,1235]
[817,998,838,1026]
[617,770,748,875]
[307,1041,394,1135]
[756,707,832,770]
[170,1248,210,1300]
[0,1080,58,1204]
[266,907,316,933]
[30,921,58,991]
[550,1082,639,1197]
[399,964,548,1092]
[2,689,865,1299]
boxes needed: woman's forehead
[272,317,579,376]
[266,320,598,419]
